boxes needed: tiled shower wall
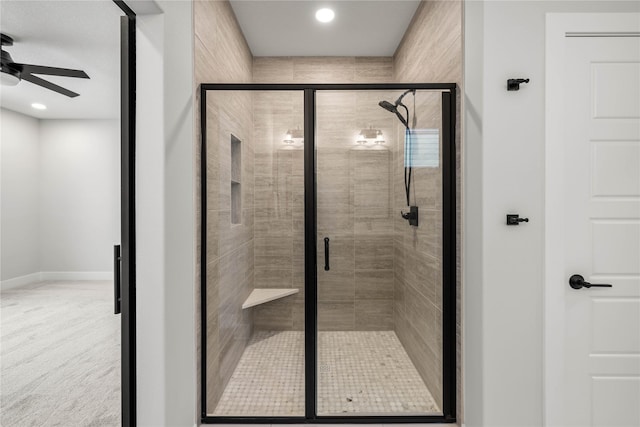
[195,0,463,415]
[391,92,445,408]
[251,91,306,330]
[204,90,254,410]
[252,57,398,331]
[315,90,398,331]
[194,0,254,412]
[392,0,463,413]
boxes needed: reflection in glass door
[315,90,444,416]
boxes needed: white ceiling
[0,0,121,119]
[0,1,420,118]
[229,1,421,57]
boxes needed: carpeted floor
[1,281,120,426]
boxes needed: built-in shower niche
[230,134,241,225]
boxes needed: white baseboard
[1,271,112,291]
[0,272,43,291]
[41,271,112,281]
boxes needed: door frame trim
[303,88,317,420]
[113,1,137,426]
[543,12,640,426]
[200,83,457,424]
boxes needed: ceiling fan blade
[21,73,80,98]
[16,63,89,79]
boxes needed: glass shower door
[203,90,306,417]
[315,90,444,416]
[200,84,456,422]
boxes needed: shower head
[378,100,396,113]
[378,89,416,128]
[378,99,409,128]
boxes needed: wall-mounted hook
[506,214,529,225]
[507,78,530,91]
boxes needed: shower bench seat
[242,288,299,309]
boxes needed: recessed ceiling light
[315,8,335,23]
[31,103,47,110]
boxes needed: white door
[560,29,640,426]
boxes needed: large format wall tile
[318,302,356,331]
[354,151,391,219]
[195,0,254,413]
[355,270,394,300]
[392,0,462,413]
[355,235,394,271]
[293,57,357,83]
[252,298,294,330]
[355,299,394,330]
[252,59,396,332]
[251,90,305,331]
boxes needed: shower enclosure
[200,83,456,423]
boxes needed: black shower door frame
[200,83,457,424]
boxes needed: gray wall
[0,109,120,285]
[38,119,120,274]
[1,109,40,281]
[134,1,196,424]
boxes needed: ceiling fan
[1,33,89,98]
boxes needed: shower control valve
[401,206,419,227]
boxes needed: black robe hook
[507,78,530,91]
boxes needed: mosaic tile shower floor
[212,330,440,416]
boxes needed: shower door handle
[324,237,330,271]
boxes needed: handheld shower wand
[378,89,417,211]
